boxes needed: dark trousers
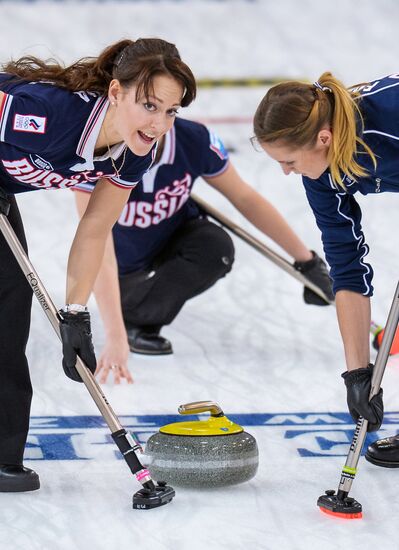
[0,194,33,464]
[119,218,235,328]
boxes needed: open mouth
[138,131,156,144]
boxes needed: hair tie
[314,81,332,93]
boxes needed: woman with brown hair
[0,38,196,492]
[252,72,399,467]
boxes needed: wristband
[64,303,88,313]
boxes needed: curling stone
[145,401,258,488]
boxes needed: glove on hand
[293,251,334,306]
[59,310,97,383]
[341,364,384,432]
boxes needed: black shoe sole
[0,477,40,492]
[365,452,399,468]
[129,345,173,356]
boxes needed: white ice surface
[0,2,399,549]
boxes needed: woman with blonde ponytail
[0,38,196,492]
[253,72,399,468]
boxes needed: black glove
[341,364,384,432]
[293,251,334,306]
[59,310,97,383]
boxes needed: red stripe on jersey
[0,92,8,121]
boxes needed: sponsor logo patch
[13,114,47,134]
[29,154,54,171]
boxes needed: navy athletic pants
[0,192,33,464]
[119,217,235,328]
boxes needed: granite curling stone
[145,401,258,488]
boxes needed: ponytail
[317,72,376,188]
[253,72,376,189]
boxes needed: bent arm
[205,163,312,262]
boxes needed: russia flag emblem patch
[13,114,47,134]
[209,130,228,160]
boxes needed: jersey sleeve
[0,91,52,152]
[302,174,374,296]
[199,125,229,178]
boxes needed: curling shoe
[127,326,173,356]
[365,434,399,468]
[0,464,40,492]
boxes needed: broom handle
[337,280,399,497]
[0,213,125,431]
[0,211,160,486]
[192,194,333,303]
[192,194,392,341]
[191,196,399,498]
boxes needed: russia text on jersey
[1,157,138,191]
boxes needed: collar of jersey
[70,96,110,172]
[69,96,175,176]
[155,124,176,168]
[141,125,176,192]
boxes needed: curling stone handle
[178,401,224,417]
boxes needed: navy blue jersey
[75,117,229,274]
[302,73,399,296]
[0,74,155,194]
